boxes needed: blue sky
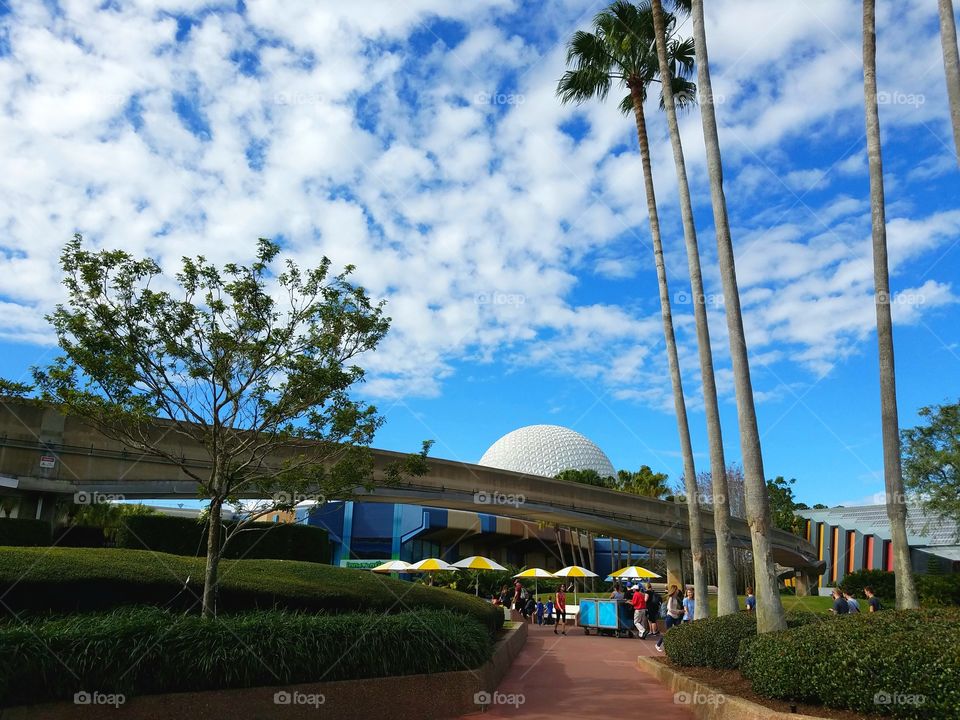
[0,0,958,508]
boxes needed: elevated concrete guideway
[0,401,823,574]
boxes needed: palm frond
[658,76,697,112]
[669,36,696,78]
[618,92,640,117]
[557,67,613,105]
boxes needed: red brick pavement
[459,620,695,719]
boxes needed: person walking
[545,596,555,625]
[830,588,850,614]
[744,586,756,612]
[630,584,648,639]
[655,585,684,652]
[843,590,861,614]
[682,586,695,622]
[536,597,545,626]
[864,586,882,612]
[554,585,567,635]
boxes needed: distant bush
[0,546,504,635]
[916,574,960,607]
[114,514,330,564]
[663,610,818,669]
[0,607,492,707]
[0,518,51,547]
[838,569,896,600]
[739,609,960,720]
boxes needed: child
[744,586,756,612]
[536,598,545,626]
[682,587,695,622]
[545,596,555,625]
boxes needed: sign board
[39,455,57,469]
[339,559,393,570]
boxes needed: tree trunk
[202,496,223,618]
[862,0,920,609]
[940,0,960,164]
[644,7,712,621]
[689,0,786,632]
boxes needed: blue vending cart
[577,599,634,637]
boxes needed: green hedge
[114,515,330,564]
[739,609,960,720]
[663,611,819,669]
[838,569,896,601]
[0,547,504,634]
[916,574,960,607]
[0,518,51,546]
[0,606,492,707]
[839,569,960,607]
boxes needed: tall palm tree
[862,0,920,609]
[557,0,707,617]
[940,0,960,164]
[685,0,786,632]
[648,0,738,618]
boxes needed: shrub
[839,568,896,600]
[0,518,51,546]
[663,611,819,669]
[0,546,503,634]
[916,574,960,607]
[0,606,493,707]
[739,609,960,720]
[114,515,330,563]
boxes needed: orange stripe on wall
[831,527,839,582]
[866,535,875,570]
[847,531,856,574]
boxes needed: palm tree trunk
[646,3,719,620]
[689,0,786,632]
[862,0,920,609]
[940,0,960,164]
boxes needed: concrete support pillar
[665,547,684,590]
[795,569,819,597]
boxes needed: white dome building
[478,424,616,479]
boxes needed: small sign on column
[39,455,57,469]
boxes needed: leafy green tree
[65,502,156,543]
[29,235,429,617]
[554,468,613,488]
[616,466,670,498]
[765,476,805,536]
[902,399,960,527]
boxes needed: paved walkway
[459,621,694,719]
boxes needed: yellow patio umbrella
[609,565,661,580]
[552,565,599,605]
[371,560,412,574]
[452,556,508,595]
[512,567,553,598]
[407,557,457,585]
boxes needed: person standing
[630,584,648,639]
[610,582,625,601]
[655,585,684,652]
[843,590,860,614]
[644,582,661,637]
[682,587,695,622]
[513,579,523,610]
[536,597,545,626]
[864,586,882,612]
[554,585,567,635]
[545,596,555,625]
[744,586,756,612]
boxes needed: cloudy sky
[0,0,958,507]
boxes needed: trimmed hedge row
[115,514,331,564]
[739,609,960,720]
[839,569,960,607]
[0,547,504,634]
[0,606,493,707]
[0,517,51,546]
[663,610,819,669]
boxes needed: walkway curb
[1,622,528,720]
[635,656,826,720]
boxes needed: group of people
[493,580,571,635]
[612,581,694,651]
[830,585,883,614]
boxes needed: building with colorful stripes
[795,504,960,591]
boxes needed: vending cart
[577,598,634,637]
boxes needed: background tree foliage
[902,399,960,527]
[29,235,429,617]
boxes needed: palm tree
[648,0,738,618]
[557,0,707,618]
[940,0,960,164]
[685,0,786,631]
[862,0,920,609]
